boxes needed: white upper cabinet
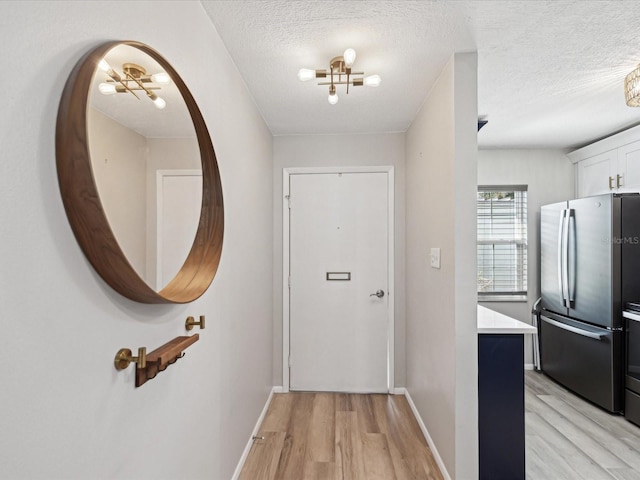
[618,140,640,193]
[576,149,617,197]
[570,126,640,198]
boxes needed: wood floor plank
[336,393,353,412]
[302,461,337,480]
[526,392,627,469]
[371,394,442,480]
[394,396,432,450]
[526,372,640,439]
[538,394,640,470]
[393,397,443,479]
[525,411,615,480]
[524,373,551,396]
[352,394,380,434]
[607,467,640,480]
[238,431,286,480]
[525,438,551,480]
[362,432,397,480]
[260,393,293,432]
[621,437,640,456]
[335,410,366,480]
[370,396,416,480]
[525,372,640,479]
[273,393,315,479]
[306,393,336,463]
[526,433,585,480]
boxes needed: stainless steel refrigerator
[540,193,640,413]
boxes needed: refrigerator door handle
[561,210,570,306]
[567,209,576,305]
[541,315,605,340]
[558,209,567,304]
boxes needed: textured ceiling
[201,0,640,149]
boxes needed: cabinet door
[617,140,640,193]
[577,150,617,198]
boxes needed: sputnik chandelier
[97,59,171,109]
[297,48,381,105]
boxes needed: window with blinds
[477,186,528,300]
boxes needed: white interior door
[289,171,390,393]
[157,171,202,289]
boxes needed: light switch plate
[430,248,441,269]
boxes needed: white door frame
[282,166,395,393]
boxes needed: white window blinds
[477,186,528,298]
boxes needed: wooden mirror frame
[56,41,224,303]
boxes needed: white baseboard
[401,389,452,480]
[231,386,280,480]
[524,363,535,370]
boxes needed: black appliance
[624,303,640,425]
[540,193,640,413]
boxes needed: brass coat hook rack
[114,335,199,387]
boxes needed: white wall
[405,52,478,479]
[478,149,574,364]
[89,107,148,276]
[272,133,406,386]
[0,2,273,479]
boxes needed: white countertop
[477,305,538,334]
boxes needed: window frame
[477,185,528,303]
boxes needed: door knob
[370,289,385,298]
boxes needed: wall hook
[185,315,205,331]
[167,352,185,366]
[115,335,199,387]
[114,347,147,370]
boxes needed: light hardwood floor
[240,374,640,479]
[525,371,640,480]
[239,392,444,480]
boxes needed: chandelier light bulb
[343,48,356,67]
[297,68,316,82]
[98,59,111,72]
[328,93,339,105]
[151,72,171,85]
[98,83,117,95]
[153,96,167,109]
[364,74,381,87]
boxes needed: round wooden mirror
[56,41,224,303]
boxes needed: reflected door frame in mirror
[56,40,224,303]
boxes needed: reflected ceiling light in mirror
[97,60,170,109]
[151,72,171,85]
[297,48,381,105]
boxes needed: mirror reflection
[87,44,202,291]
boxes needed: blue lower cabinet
[478,334,525,480]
